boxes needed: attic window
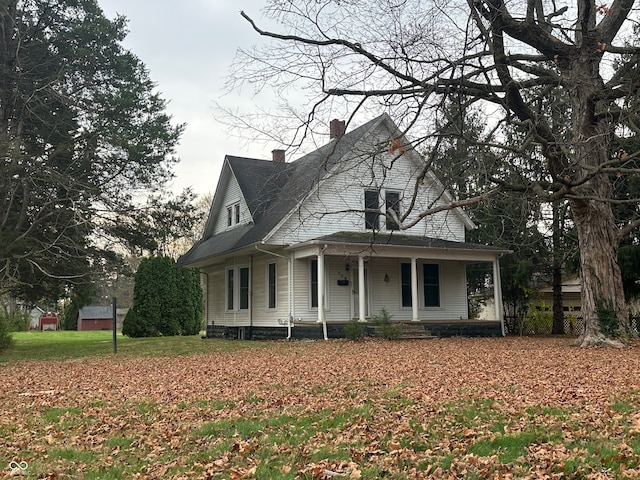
[227,202,241,227]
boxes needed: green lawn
[1,330,254,362]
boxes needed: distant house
[179,114,508,340]
[29,307,44,330]
[77,306,115,331]
[537,276,582,316]
[536,276,583,334]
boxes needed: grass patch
[41,406,83,423]
[1,330,263,361]
[469,431,550,463]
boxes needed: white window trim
[422,262,443,309]
[225,266,235,311]
[225,265,250,312]
[364,189,380,230]
[383,189,402,231]
[266,261,277,310]
[226,201,241,228]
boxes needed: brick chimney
[329,119,346,139]
[271,149,285,163]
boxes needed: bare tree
[227,0,640,346]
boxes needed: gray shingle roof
[178,115,385,266]
[78,306,113,320]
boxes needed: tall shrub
[123,256,202,337]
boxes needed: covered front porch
[285,232,508,340]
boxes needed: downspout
[249,255,253,340]
[288,252,294,340]
[318,245,328,340]
[493,255,505,336]
[201,272,209,338]
[254,245,292,340]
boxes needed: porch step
[398,323,436,340]
[368,323,436,340]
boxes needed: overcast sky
[98,0,272,198]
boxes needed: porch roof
[287,231,510,260]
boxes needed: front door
[352,266,370,319]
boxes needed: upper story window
[364,190,379,230]
[385,191,401,230]
[364,189,401,231]
[227,202,241,228]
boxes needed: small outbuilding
[39,312,59,331]
[77,306,114,331]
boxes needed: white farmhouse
[179,114,507,339]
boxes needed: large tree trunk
[565,52,629,347]
[570,197,628,347]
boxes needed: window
[267,262,276,309]
[385,191,401,230]
[239,267,249,310]
[310,259,318,308]
[226,268,234,310]
[423,263,440,307]
[364,190,379,230]
[401,263,412,307]
[226,266,250,311]
[226,202,241,228]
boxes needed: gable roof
[179,115,385,266]
[178,113,475,267]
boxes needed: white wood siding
[269,123,467,244]
[204,267,224,327]
[367,259,468,322]
[250,254,290,327]
[211,177,251,235]
[287,256,470,324]
[205,255,470,328]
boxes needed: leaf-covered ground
[2,337,640,479]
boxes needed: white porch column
[317,248,328,340]
[358,256,366,323]
[411,257,419,322]
[493,258,505,336]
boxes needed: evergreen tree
[123,257,202,337]
[0,0,198,305]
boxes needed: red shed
[39,312,59,331]
[77,306,114,331]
